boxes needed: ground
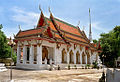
[0,68,103,82]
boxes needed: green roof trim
[54,17,78,29]
[44,17,78,29]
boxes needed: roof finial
[39,4,42,12]
[89,8,92,42]
[49,6,52,14]
[77,21,80,27]
[18,25,21,31]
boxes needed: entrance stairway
[0,63,7,72]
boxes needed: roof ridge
[54,17,78,29]
[20,26,46,32]
[45,17,78,29]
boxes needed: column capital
[37,43,42,47]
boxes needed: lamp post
[102,54,106,72]
[8,37,15,81]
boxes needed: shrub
[74,65,77,69]
[12,53,17,65]
[68,64,70,70]
[87,64,90,69]
[93,61,98,68]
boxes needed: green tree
[0,24,11,58]
[99,26,120,67]
[93,39,98,43]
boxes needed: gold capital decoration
[56,43,61,49]
[74,44,77,50]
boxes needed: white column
[90,54,92,65]
[37,45,42,65]
[17,45,20,64]
[74,51,76,64]
[86,55,87,64]
[29,45,34,64]
[23,45,27,64]
[80,53,82,64]
[67,52,69,64]
[89,51,92,65]
[54,48,57,64]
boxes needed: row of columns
[65,51,92,64]
[17,43,94,65]
[17,44,43,65]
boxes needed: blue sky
[0,0,120,40]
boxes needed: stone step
[0,63,5,67]
[0,63,7,72]
[0,69,7,72]
[0,67,6,69]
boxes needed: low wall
[0,58,12,66]
[106,68,120,82]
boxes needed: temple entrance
[62,48,67,63]
[26,47,29,63]
[69,50,74,64]
[42,46,48,62]
[76,51,80,64]
[42,46,55,64]
[82,52,86,64]
[34,46,37,64]
[87,53,90,64]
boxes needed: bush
[68,64,70,70]
[86,64,90,69]
[93,61,98,68]
[12,53,17,65]
[0,58,12,66]
[74,65,77,69]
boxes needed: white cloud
[91,22,106,32]
[11,6,40,30]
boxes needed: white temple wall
[16,40,101,69]
[91,52,97,64]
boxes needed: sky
[0,0,120,40]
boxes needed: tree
[0,24,11,58]
[93,39,98,43]
[99,26,120,67]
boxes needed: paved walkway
[0,68,103,82]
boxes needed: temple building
[14,10,101,70]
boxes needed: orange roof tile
[17,28,44,37]
[65,34,87,43]
[15,13,97,50]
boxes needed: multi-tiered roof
[15,11,100,51]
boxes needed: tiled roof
[16,28,44,37]
[15,12,98,50]
[45,16,88,44]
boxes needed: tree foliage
[93,39,98,43]
[0,24,11,58]
[99,26,120,67]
